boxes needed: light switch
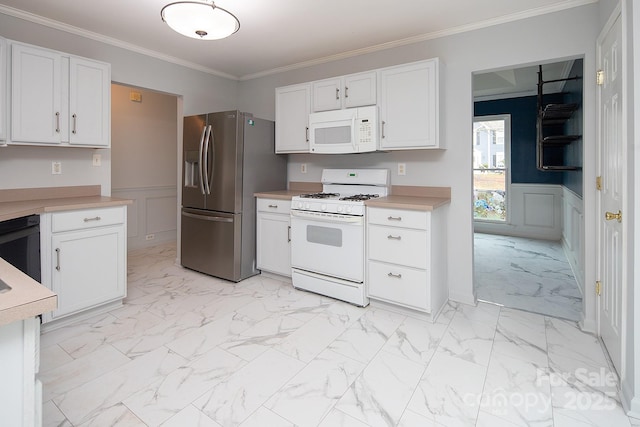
[93,154,102,166]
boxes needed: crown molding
[239,0,597,80]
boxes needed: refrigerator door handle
[203,125,213,195]
[197,125,207,195]
[182,211,233,223]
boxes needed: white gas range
[290,169,390,306]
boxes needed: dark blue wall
[475,94,564,185]
[474,60,584,197]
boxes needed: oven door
[290,210,364,282]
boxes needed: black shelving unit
[536,66,582,171]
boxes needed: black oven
[0,215,41,282]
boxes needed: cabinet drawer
[51,206,125,232]
[368,261,429,311]
[367,207,428,229]
[257,198,291,214]
[368,224,427,269]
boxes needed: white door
[597,13,624,374]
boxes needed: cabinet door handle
[345,86,349,98]
[72,114,77,134]
[55,248,61,271]
[381,120,386,139]
[387,235,402,240]
[305,126,309,142]
[55,112,60,133]
[336,88,340,100]
[268,204,278,209]
[287,225,291,242]
[388,272,402,279]
[387,216,402,221]
[83,216,102,222]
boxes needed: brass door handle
[605,210,622,222]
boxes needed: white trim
[0,1,598,81]
[473,114,511,225]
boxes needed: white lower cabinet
[256,198,291,277]
[0,317,41,427]
[41,206,127,323]
[366,206,447,317]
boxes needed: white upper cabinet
[69,57,110,146]
[0,37,6,142]
[379,59,443,150]
[275,83,311,153]
[10,41,111,147]
[312,71,376,112]
[11,43,62,144]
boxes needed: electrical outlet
[145,234,155,241]
[301,163,307,174]
[92,154,102,167]
[52,161,62,175]
[397,163,406,176]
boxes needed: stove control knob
[305,203,310,209]
[337,206,343,213]
[297,202,303,209]
[346,206,352,213]
[321,204,327,211]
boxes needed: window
[473,115,511,222]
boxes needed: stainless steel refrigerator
[181,110,286,282]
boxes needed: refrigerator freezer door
[204,112,242,213]
[182,115,207,210]
[180,208,241,281]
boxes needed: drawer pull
[55,248,61,271]
[83,216,102,222]
[387,216,402,221]
[287,225,291,242]
[387,235,402,240]
[388,272,402,279]
[268,204,278,208]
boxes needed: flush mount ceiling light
[161,1,240,40]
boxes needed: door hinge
[596,176,602,191]
[596,280,602,296]
[596,70,605,86]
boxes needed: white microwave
[309,106,379,154]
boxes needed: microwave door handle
[198,125,206,195]
[203,125,213,195]
[352,117,357,151]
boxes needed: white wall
[111,84,178,250]
[0,12,238,196]
[239,4,600,308]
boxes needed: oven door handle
[290,210,363,224]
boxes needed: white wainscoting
[474,183,563,240]
[112,186,177,251]
[562,187,584,295]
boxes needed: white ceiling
[0,0,594,80]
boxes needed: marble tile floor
[474,233,583,321]
[40,242,635,427]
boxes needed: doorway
[111,83,180,251]
[472,60,584,321]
